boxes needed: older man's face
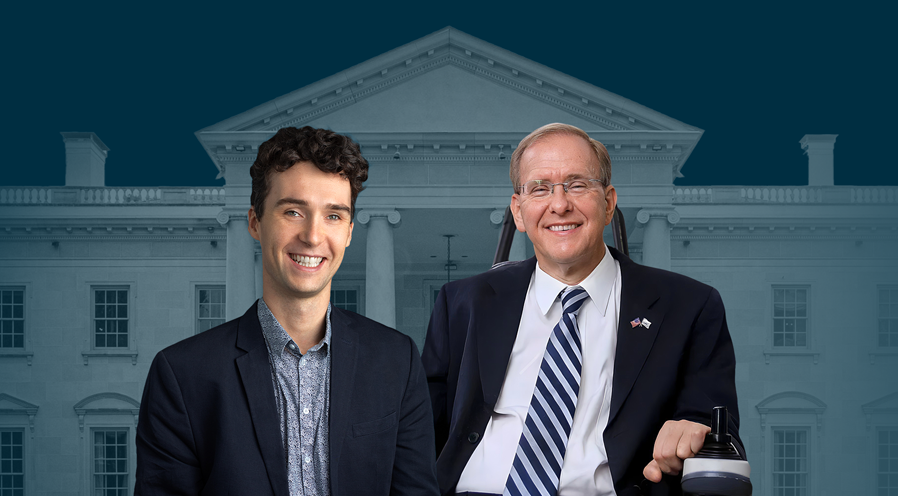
[510,133,617,283]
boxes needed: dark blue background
[2,2,895,187]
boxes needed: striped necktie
[505,286,589,496]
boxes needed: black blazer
[136,302,439,496]
[422,248,742,496]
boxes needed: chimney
[800,134,837,186]
[62,132,109,187]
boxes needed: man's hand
[642,420,710,482]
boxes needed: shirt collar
[257,298,332,357]
[533,244,617,317]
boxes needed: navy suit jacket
[422,248,742,496]
[136,302,439,496]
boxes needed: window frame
[330,279,364,316]
[83,283,137,365]
[764,284,819,364]
[756,391,826,496]
[0,393,37,496]
[771,426,811,496]
[75,393,139,496]
[90,428,131,495]
[0,284,32,365]
[194,284,226,335]
[772,285,810,349]
[862,392,898,495]
[877,285,898,348]
[876,426,898,496]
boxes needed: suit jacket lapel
[608,248,664,426]
[327,307,358,495]
[234,302,289,496]
[477,258,536,407]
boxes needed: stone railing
[0,187,227,205]
[673,186,898,204]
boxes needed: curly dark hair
[250,126,369,218]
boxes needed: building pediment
[862,392,898,413]
[0,393,39,432]
[756,391,827,413]
[196,27,702,180]
[73,393,140,431]
[0,393,39,415]
[73,392,139,414]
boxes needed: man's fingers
[650,420,710,479]
[654,425,683,475]
[643,459,662,483]
[689,425,710,457]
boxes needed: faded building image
[1,27,896,495]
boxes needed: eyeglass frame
[517,178,607,198]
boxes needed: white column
[357,209,401,327]
[636,208,680,271]
[218,209,257,320]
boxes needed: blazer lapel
[327,307,358,495]
[608,249,664,426]
[234,302,289,496]
[477,258,536,406]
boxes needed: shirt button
[303,408,309,414]
[467,432,480,443]
[288,342,297,350]
[304,456,311,464]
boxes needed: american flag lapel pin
[630,317,641,328]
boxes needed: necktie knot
[561,286,589,316]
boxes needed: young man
[136,126,438,495]
[423,123,742,495]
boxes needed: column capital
[216,206,250,226]
[356,209,401,226]
[636,207,680,226]
[490,208,507,226]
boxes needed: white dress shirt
[456,246,621,495]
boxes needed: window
[93,288,129,348]
[0,429,24,496]
[331,288,359,313]
[0,288,24,349]
[880,429,898,496]
[756,392,825,495]
[196,286,226,334]
[773,286,809,347]
[879,287,898,348]
[92,429,129,496]
[75,393,138,495]
[773,428,809,496]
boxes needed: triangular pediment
[201,27,697,135]
[0,393,38,415]
[197,27,703,181]
[304,64,604,133]
[863,392,898,413]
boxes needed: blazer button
[467,432,480,443]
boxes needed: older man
[423,123,742,495]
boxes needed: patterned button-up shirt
[258,299,332,496]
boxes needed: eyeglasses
[519,178,605,199]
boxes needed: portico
[195,27,703,341]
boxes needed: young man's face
[248,161,353,305]
[510,133,616,282]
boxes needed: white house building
[1,27,896,496]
